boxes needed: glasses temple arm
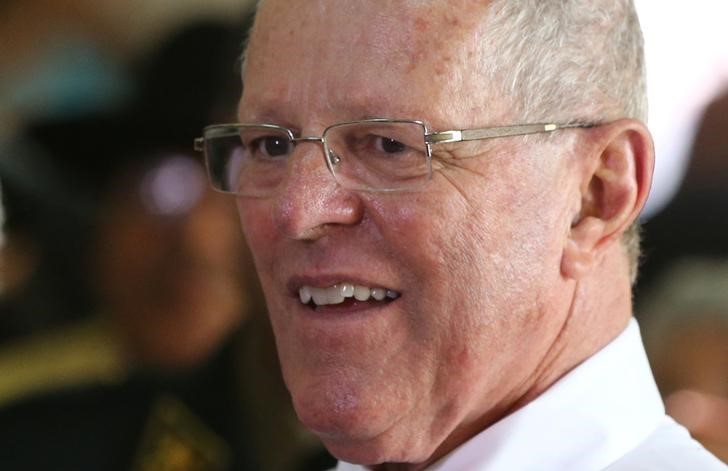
[426,123,594,144]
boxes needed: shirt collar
[337,319,665,471]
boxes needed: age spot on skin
[414,16,431,33]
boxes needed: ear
[561,119,654,280]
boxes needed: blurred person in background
[0,0,256,138]
[0,17,251,378]
[1,0,132,144]
[0,19,331,471]
[640,258,728,462]
[93,153,251,371]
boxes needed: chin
[289,381,430,467]
[322,438,394,467]
[320,433,431,469]
[291,379,368,435]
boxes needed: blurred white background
[636,0,728,217]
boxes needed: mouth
[298,282,400,309]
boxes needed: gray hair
[481,0,647,124]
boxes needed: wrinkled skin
[237,0,588,467]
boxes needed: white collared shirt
[337,319,726,470]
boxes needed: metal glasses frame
[194,118,594,192]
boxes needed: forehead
[243,0,496,124]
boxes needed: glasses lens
[204,126,293,196]
[324,121,430,191]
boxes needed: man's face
[238,0,580,464]
[95,158,249,369]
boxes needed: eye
[375,136,407,154]
[250,135,293,158]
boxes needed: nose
[273,139,363,240]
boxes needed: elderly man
[195,0,727,469]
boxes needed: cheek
[368,197,517,422]
[373,195,494,347]
[380,175,565,341]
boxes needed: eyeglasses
[194,119,592,196]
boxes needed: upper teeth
[299,283,399,306]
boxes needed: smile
[299,283,400,307]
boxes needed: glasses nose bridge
[292,136,325,144]
[291,135,336,174]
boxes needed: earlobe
[561,216,605,279]
[560,120,654,281]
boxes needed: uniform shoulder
[0,318,126,407]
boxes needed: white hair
[480,0,647,124]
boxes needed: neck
[516,244,634,410]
